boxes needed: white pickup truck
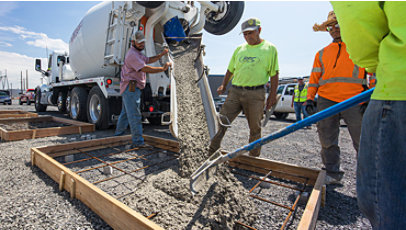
[271,83,296,120]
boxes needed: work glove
[305,100,317,115]
[360,101,369,115]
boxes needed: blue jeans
[293,101,308,121]
[357,100,406,229]
[114,85,144,145]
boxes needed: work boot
[324,175,342,185]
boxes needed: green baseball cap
[241,18,261,33]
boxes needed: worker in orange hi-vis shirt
[305,11,371,185]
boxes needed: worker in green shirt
[208,17,279,157]
[332,2,406,229]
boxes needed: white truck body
[34,1,244,130]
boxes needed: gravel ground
[0,102,372,229]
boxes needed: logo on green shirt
[239,56,260,63]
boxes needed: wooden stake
[32,130,36,139]
[70,178,76,199]
[59,171,65,191]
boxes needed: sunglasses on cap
[327,24,340,32]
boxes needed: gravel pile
[0,102,372,229]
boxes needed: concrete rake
[190,88,375,194]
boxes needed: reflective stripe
[308,83,319,88]
[312,67,322,73]
[318,49,325,77]
[319,77,367,86]
[352,64,360,79]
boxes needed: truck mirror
[35,59,42,71]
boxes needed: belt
[232,84,265,90]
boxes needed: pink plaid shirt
[120,47,150,95]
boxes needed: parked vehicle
[34,1,244,129]
[272,83,296,120]
[0,90,12,105]
[19,89,35,105]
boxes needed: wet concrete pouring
[53,38,312,229]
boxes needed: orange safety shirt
[307,41,367,103]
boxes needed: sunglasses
[327,24,340,31]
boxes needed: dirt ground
[0,101,372,229]
[0,121,70,131]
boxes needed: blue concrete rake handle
[190,88,374,194]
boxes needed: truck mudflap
[168,35,219,139]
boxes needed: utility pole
[21,71,23,93]
[26,69,29,90]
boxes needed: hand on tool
[305,100,317,115]
[160,48,169,56]
[217,84,226,95]
[163,62,172,71]
[265,94,277,110]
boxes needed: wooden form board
[31,135,323,230]
[0,116,94,141]
[0,110,38,118]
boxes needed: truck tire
[34,89,47,112]
[87,86,109,130]
[70,87,88,121]
[204,1,244,35]
[27,100,31,105]
[147,117,162,126]
[136,1,163,8]
[19,98,23,105]
[66,91,71,115]
[274,112,288,120]
[57,91,67,113]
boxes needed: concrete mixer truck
[34,1,244,129]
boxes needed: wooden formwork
[31,135,325,230]
[0,110,38,118]
[0,116,94,141]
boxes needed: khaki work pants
[209,86,265,157]
[317,96,363,179]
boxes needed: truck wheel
[147,117,162,126]
[87,86,109,130]
[274,112,288,120]
[70,87,88,121]
[27,99,31,105]
[204,1,244,35]
[66,91,71,115]
[57,91,67,113]
[19,99,23,105]
[34,89,47,112]
[136,1,163,8]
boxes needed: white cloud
[0,25,68,53]
[0,41,12,47]
[0,51,48,90]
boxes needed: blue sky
[0,1,333,90]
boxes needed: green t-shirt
[227,40,279,87]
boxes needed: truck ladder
[104,4,130,66]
